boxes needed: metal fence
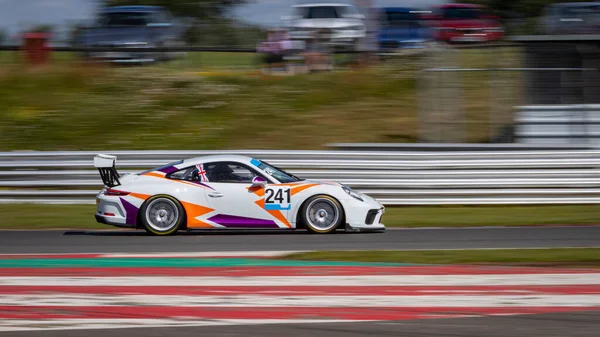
[515,105,600,145]
[418,36,600,144]
[0,149,598,205]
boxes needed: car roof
[293,3,353,8]
[181,154,255,166]
[103,6,163,13]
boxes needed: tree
[30,24,54,34]
[105,0,248,44]
[0,29,6,46]
[106,0,246,21]
[468,0,590,18]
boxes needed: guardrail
[516,105,600,145]
[0,149,598,205]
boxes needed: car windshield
[296,5,358,19]
[443,7,483,19]
[100,12,152,26]
[255,160,302,183]
[384,11,420,26]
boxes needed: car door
[201,162,289,229]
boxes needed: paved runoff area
[0,252,598,333]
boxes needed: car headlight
[342,185,363,202]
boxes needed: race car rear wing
[94,154,121,187]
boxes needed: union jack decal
[196,164,209,182]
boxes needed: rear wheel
[301,195,343,234]
[140,195,184,236]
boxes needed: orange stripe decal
[142,171,166,178]
[254,198,291,228]
[248,186,265,197]
[180,201,215,228]
[290,183,319,196]
[128,192,151,200]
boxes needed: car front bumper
[84,50,159,63]
[437,30,504,43]
[342,194,386,231]
[290,29,365,42]
[379,39,429,50]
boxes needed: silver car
[539,2,600,35]
[78,5,186,64]
[282,3,366,49]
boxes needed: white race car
[94,154,385,235]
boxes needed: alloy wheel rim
[306,198,339,231]
[145,198,179,231]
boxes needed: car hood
[289,18,363,29]
[82,27,155,45]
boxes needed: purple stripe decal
[120,197,139,226]
[207,214,279,228]
[158,166,179,174]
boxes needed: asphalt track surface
[1,226,599,254]
[2,311,599,337]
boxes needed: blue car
[377,7,432,51]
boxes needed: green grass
[382,205,600,227]
[282,248,600,265]
[0,63,420,150]
[0,204,597,230]
[1,204,104,229]
[0,47,520,151]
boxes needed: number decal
[265,189,274,204]
[264,187,291,210]
[275,189,284,203]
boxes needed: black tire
[140,195,185,236]
[300,195,344,234]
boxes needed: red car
[429,3,504,43]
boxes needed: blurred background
[0,0,600,150]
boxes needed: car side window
[166,166,196,181]
[204,162,262,183]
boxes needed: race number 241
[264,187,291,210]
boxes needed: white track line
[2,274,600,286]
[1,294,600,308]
[100,251,308,258]
[0,319,372,332]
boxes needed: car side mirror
[251,176,267,187]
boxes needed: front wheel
[140,195,185,235]
[301,195,344,234]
